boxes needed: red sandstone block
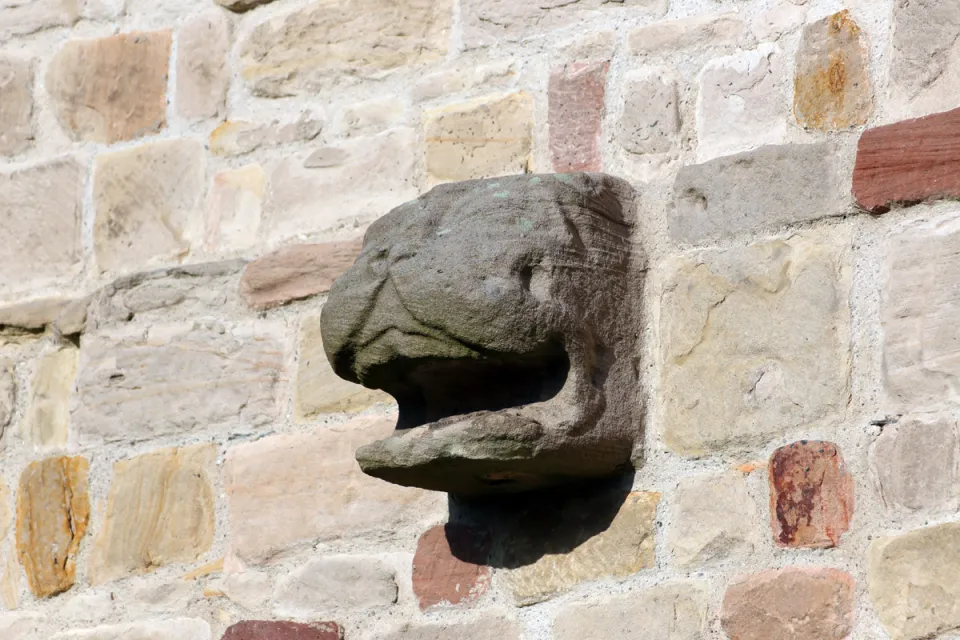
[548,61,609,172]
[769,441,853,548]
[413,524,491,610]
[221,621,342,640]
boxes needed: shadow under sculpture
[320,172,643,496]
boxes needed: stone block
[412,61,518,102]
[22,347,77,450]
[671,143,843,244]
[751,3,808,41]
[49,619,211,640]
[90,444,216,585]
[209,116,322,156]
[424,92,533,184]
[628,13,745,54]
[871,414,960,513]
[0,544,18,610]
[205,165,265,256]
[722,568,855,640]
[617,70,679,155]
[0,157,84,295]
[47,30,171,143]
[176,12,230,120]
[16,457,88,598]
[93,139,206,275]
[413,524,491,610]
[240,0,450,97]
[0,55,33,156]
[0,0,78,40]
[378,617,521,640]
[549,61,608,172]
[0,358,13,435]
[0,297,73,331]
[72,322,284,447]
[669,471,761,567]
[0,478,10,537]
[222,622,342,640]
[554,583,709,640]
[794,10,873,131]
[869,522,960,639]
[274,556,397,615]
[697,44,786,161]
[889,0,960,118]
[295,315,392,421]
[225,415,444,564]
[0,613,45,640]
[334,97,406,138]
[660,230,850,456]
[218,571,273,611]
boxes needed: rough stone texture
[853,107,960,213]
[22,347,77,450]
[72,322,284,447]
[752,3,808,41]
[0,358,14,436]
[0,157,83,295]
[869,522,960,639]
[0,479,10,538]
[334,97,406,138]
[0,55,33,156]
[218,572,273,611]
[628,13,745,54]
[617,71,679,155]
[769,441,853,548]
[322,174,641,495]
[209,116,322,157]
[205,165,265,255]
[413,61,518,102]
[413,524,491,610]
[671,143,843,244]
[553,583,709,640]
[16,456,89,598]
[871,414,959,513]
[47,30,171,143]
[660,230,850,456]
[0,613,45,640]
[882,213,960,406]
[274,556,398,615]
[240,0,450,97]
[721,568,856,640]
[296,315,392,422]
[0,297,72,331]
[378,617,521,640]
[423,93,533,184]
[794,11,873,131]
[889,0,960,117]
[549,62,608,172]
[215,0,276,12]
[697,44,786,161]
[0,0,78,40]
[93,139,205,275]
[669,471,761,567]
[176,12,230,121]
[240,239,363,310]
[49,619,211,640]
[90,444,216,585]
[222,621,342,640]
[225,415,445,564]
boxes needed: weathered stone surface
[334,97,406,138]
[240,0,450,97]
[379,617,520,640]
[0,544,19,610]
[871,414,959,513]
[72,322,284,447]
[0,297,71,331]
[697,44,786,162]
[0,0,78,40]
[0,158,83,295]
[16,456,89,598]
[671,143,843,243]
[50,619,211,640]
[853,107,960,213]
[205,165,265,255]
[424,92,533,184]
[47,31,171,143]
[770,441,853,548]
[549,62,608,172]
[0,56,33,156]
[554,583,709,640]
[669,471,761,567]
[794,11,872,131]
[751,3,808,41]
[23,347,77,450]
[870,522,960,639]
[215,0,276,12]
[0,613,45,640]
[0,358,14,435]
[295,315,392,422]
[90,444,216,585]
[264,128,417,244]
[413,525,491,610]
[0,478,11,537]
[222,621,342,640]
[722,568,855,640]
[889,0,960,117]
[93,139,205,275]
[176,12,230,120]
[413,61,518,102]
[209,116,322,156]
[628,13,745,54]
[617,71,679,155]
[225,415,444,564]
[882,213,960,406]
[274,556,397,615]
[502,492,659,605]
[240,239,363,310]
[660,230,850,456]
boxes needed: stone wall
[1,0,959,638]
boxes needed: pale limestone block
[0,55,33,156]
[50,619,211,640]
[205,165,265,256]
[0,0,78,40]
[274,556,398,616]
[377,617,521,640]
[412,61,518,102]
[617,70,680,155]
[628,13,745,54]
[22,347,77,450]
[176,11,230,121]
[209,116,322,156]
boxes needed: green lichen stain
[517,217,534,233]
[554,173,575,185]
[493,191,510,198]
[529,177,542,185]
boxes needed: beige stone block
[225,414,445,564]
[205,164,265,256]
[47,30,171,143]
[412,61,518,102]
[378,617,521,640]
[617,70,680,155]
[660,229,850,456]
[209,116,322,156]
[0,55,33,156]
[0,0,78,40]
[22,347,77,450]
[424,92,533,184]
[16,456,89,598]
[0,544,20,610]
[240,0,451,97]
[49,619,211,640]
[628,13,745,54]
[333,97,406,138]
[93,139,206,275]
[176,12,230,121]
[0,297,72,331]
[274,556,398,615]
[0,358,13,435]
[90,444,216,585]
[751,3,808,41]
[219,571,272,610]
